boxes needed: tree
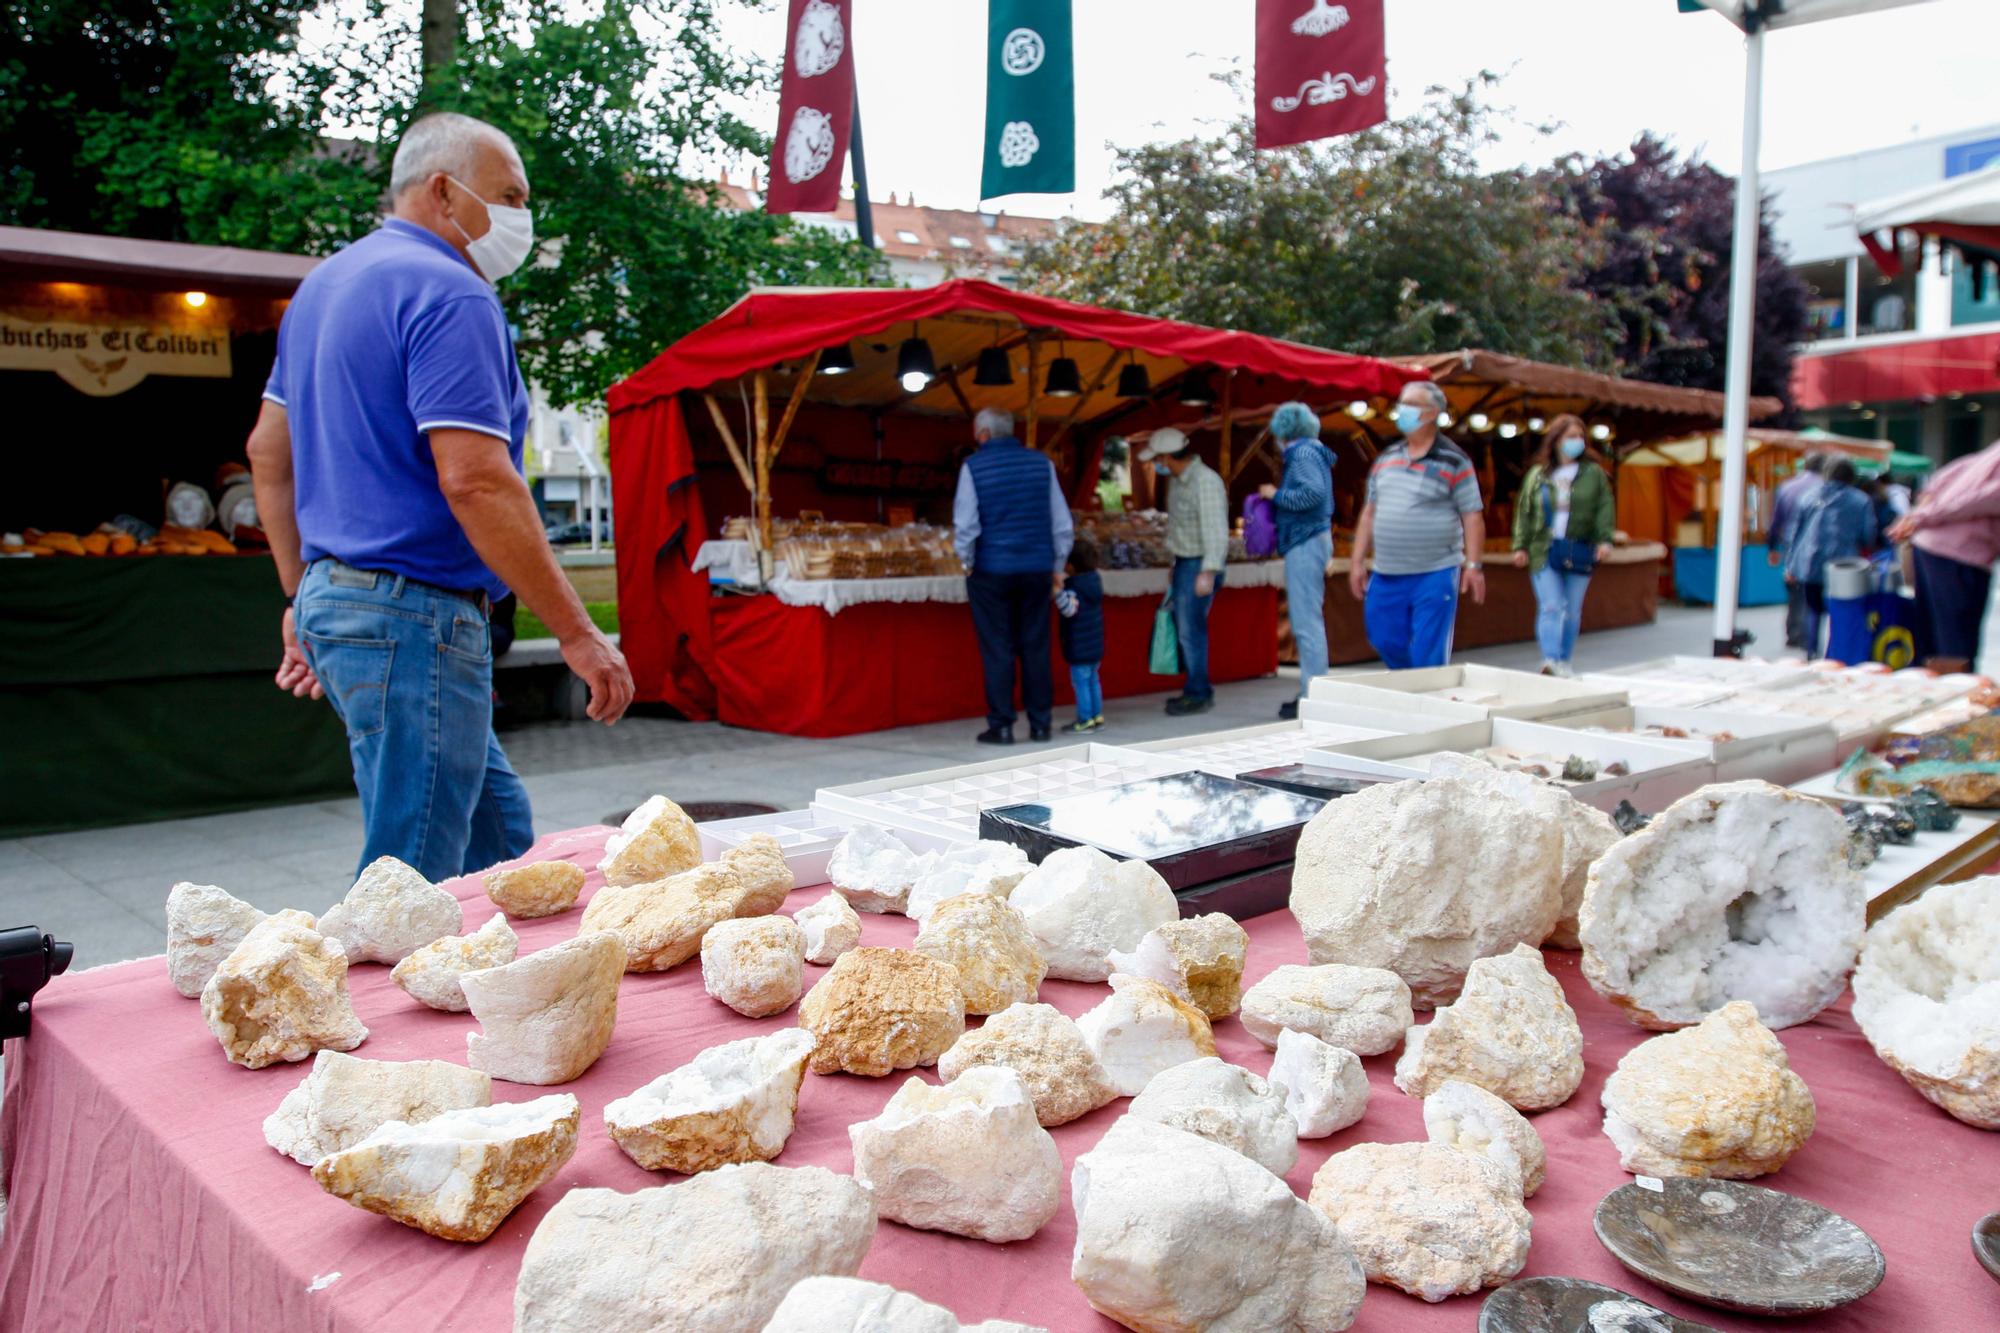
[1543,134,1810,413]
[1020,78,1620,370]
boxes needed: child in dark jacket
[1056,537,1106,733]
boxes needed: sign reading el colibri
[0,311,232,397]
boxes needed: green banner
[980,0,1074,200]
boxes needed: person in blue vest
[953,407,1074,744]
[1260,401,1335,719]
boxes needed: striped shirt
[1366,437,1484,575]
[1165,457,1230,573]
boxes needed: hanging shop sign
[980,0,1075,200]
[1254,0,1388,150]
[767,0,856,215]
[0,311,231,397]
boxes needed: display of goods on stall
[1841,708,2000,807]
[1072,510,1255,569]
[3,521,238,558]
[782,525,963,581]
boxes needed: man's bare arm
[244,401,323,699]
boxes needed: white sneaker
[1555,661,1577,678]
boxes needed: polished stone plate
[1593,1178,1885,1315]
[1479,1277,1719,1332]
[1976,1211,2000,1285]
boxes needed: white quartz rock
[1007,845,1178,982]
[1548,796,1621,950]
[264,1050,492,1167]
[849,1066,1062,1242]
[912,892,1046,1015]
[462,931,624,1085]
[318,856,463,965]
[513,1163,877,1333]
[905,841,1033,923]
[1852,876,2000,1128]
[604,1028,815,1174]
[391,912,519,1012]
[1267,1028,1369,1138]
[202,911,368,1069]
[793,890,862,964]
[1392,943,1584,1111]
[1071,1117,1365,1333]
[1581,780,1861,1029]
[1240,963,1414,1055]
[1127,1056,1298,1177]
[762,1277,1047,1333]
[1291,774,1566,1008]
[1423,1078,1547,1197]
[597,794,703,887]
[1308,1141,1532,1302]
[827,825,927,914]
[1075,973,1217,1097]
[936,1002,1118,1128]
[1105,912,1248,1020]
[701,916,806,1017]
[166,881,267,998]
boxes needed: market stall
[0,227,350,835]
[605,280,1419,734]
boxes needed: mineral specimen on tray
[597,794,703,887]
[1307,1141,1532,1302]
[603,1028,815,1173]
[762,1277,1048,1333]
[318,857,463,965]
[1423,1079,1547,1197]
[462,931,624,1085]
[1072,1117,1365,1332]
[1612,800,1652,835]
[1267,1028,1368,1138]
[1240,962,1414,1055]
[582,861,753,972]
[512,1163,876,1333]
[1561,754,1599,783]
[1599,1000,1815,1178]
[265,1050,492,1167]
[799,947,965,1076]
[311,1093,580,1242]
[905,840,1033,923]
[701,916,807,1017]
[485,860,586,918]
[1075,973,1217,1097]
[1581,781,1862,1030]
[937,1001,1118,1127]
[912,893,1046,1015]
[722,833,796,915]
[1127,1056,1298,1176]
[1105,912,1248,1020]
[391,912,519,1012]
[1899,785,1959,832]
[827,825,926,914]
[1547,797,1622,950]
[794,890,862,964]
[1393,943,1584,1111]
[849,1066,1062,1241]
[1291,774,1565,1008]
[202,911,369,1069]
[1851,877,2000,1128]
[1006,845,1178,982]
[166,881,267,998]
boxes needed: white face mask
[445,175,534,283]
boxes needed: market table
[5,824,1997,1331]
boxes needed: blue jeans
[297,560,534,882]
[1363,568,1458,670]
[1170,558,1224,699]
[1284,532,1333,698]
[1531,564,1592,664]
[1069,662,1103,721]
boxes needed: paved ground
[7,602,1784,970]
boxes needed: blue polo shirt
[264,218,528,598]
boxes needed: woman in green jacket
[1511,414,1616,677]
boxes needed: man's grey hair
[974,406,1015,439]
[1802,452,1829,475]
[389,112,519,198]
[1404,380,1448,412]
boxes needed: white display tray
[1308,664,1627,723]
[1708,668,1976,751]
[1115,710,1455,780]
[1790,768,2000,921]
[1573,672,1737,710]
[695,808,854,889]
[1590,655,1815,693]
[1554,705,1838,787]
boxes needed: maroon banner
[1254,0,1387,150]
[766,0,854,214]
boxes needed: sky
[714,0,2000,220]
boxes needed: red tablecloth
[710,585,1279,737]
[4,825,1997,1332]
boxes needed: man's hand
[1595,543,1613,564]
[1194,570,1215,598]
[1348,563,1369,601]
[560,626,634,724]
[1462,564,1487,605]
[1511,550,1528,569]
[1888,513,1921,544]
[1257,483,1277,500]
[276,606,324,700]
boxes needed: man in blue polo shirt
[246,112,631,882]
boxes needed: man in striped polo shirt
[1347,380,1487,669]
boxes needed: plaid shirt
[1166,457,1230,573]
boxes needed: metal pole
[1711,16,1765,657]
[849,99,876,250]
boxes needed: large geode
[1580,781,1862,1030]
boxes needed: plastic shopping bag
[1149,599,1180,676]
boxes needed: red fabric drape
[609,395,716,719]
[765,0,854,215]
[1254,0,1388,150]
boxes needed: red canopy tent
[608,280,1421,722]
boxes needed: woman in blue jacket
[1785,458,1878,658]
[1260,401,1335,719]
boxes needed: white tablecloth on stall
[690,539,760,584]
[751,560,1288,615]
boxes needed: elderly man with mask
[1141,426,1230,716]
[1259,401,1335,718]
[1348,379,1486,669]
[246,112,632,882]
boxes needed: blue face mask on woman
[1561,436,1586,461]
[1393,404,1425,435]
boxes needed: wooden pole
[702,393,756,496]
[1024,336,1040,451]
[768,350,821,468]
[1219,369,1236,481]
[1227,426,1273,485]
[753,370,773,554]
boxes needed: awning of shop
[1791,330,2000,411]
[1682,0,1940,30]
[0,226,320,297]
[1855,448,1934,478]
[1851,163,2000,294]
[1620,425,1888,467]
